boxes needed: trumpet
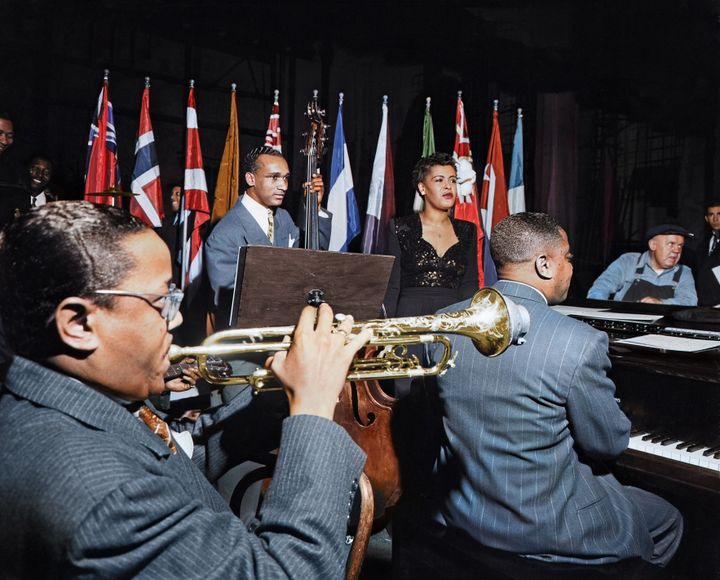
[169,288,529,392]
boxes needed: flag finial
[426,97,431,110]
[103,69,109,81]
[382,95,388,105]
[339,92,344,105]
[313,89,319,100]
[189,79,195,89]
[493,99,499,112]
[144,77,150,88]
[231,82,236,92]
[273,89,279,104]
[517,107,523,118]
[457,90,463,100]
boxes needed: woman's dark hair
[411,152,457,189]
[0,201,148,359]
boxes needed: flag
[327,93,361,252]
[477,101,510,285]
[211,84,240,223]
[181,81,210,299]
[129,78,164,227]
[413,97,436,213]
[361,95,395,254]
[480,101,510,233]
[422,97,436,157]
[452,91,485,287]
[264,89,281,152]
[84,70,121,205]
[508,108,526,214]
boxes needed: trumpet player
[0,201,371,578]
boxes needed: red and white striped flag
[129,78,164,227]
[452,91,485,287]
[181,80,210,298]
[264,89,282,152]
[480,100,509,235]
[84,70,121,206]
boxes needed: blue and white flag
[327,93,361,251]
[508,108,525,214]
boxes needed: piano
[559,299,720,498]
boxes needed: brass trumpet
[169,288,529,392]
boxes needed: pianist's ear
[535,254,554,280]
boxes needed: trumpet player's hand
[270,303,372,420]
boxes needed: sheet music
[552,305,663,323]
[614,334,720,353]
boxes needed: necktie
[138,405,177,454]
[267,209,274,243]
[711,235,719,256]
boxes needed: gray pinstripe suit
[0,357,364,578]
[428,280,682,566]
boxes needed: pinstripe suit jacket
[429,280,654,564]
[206,198,331,303]
[0,357,364,578]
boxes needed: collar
[494,279,548,304]
[241,193,272,234]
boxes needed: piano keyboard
[628,429,720,473]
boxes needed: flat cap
[646,224,694,240]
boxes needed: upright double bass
[302,90,328,250]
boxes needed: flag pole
[180,79,194,290]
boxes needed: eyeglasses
[90,284,184,324]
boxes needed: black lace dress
[383,214,478,318]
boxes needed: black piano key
[702,445,720,457]
[675,440,694,450]
[686,442,706,453]
[660,436,680,446]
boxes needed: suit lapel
[235,202,272,246]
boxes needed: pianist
[587,223,697,305]
[427,213,683,567]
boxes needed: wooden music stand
[223,246,395,329]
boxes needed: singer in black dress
[384,152,478,319]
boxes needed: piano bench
[392,505,664,580]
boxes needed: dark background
[3,0,720,295]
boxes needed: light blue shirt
[587,251,697,306]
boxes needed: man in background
[206,146,330,307]
[693,202,720,306]
[587,223,697,305]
